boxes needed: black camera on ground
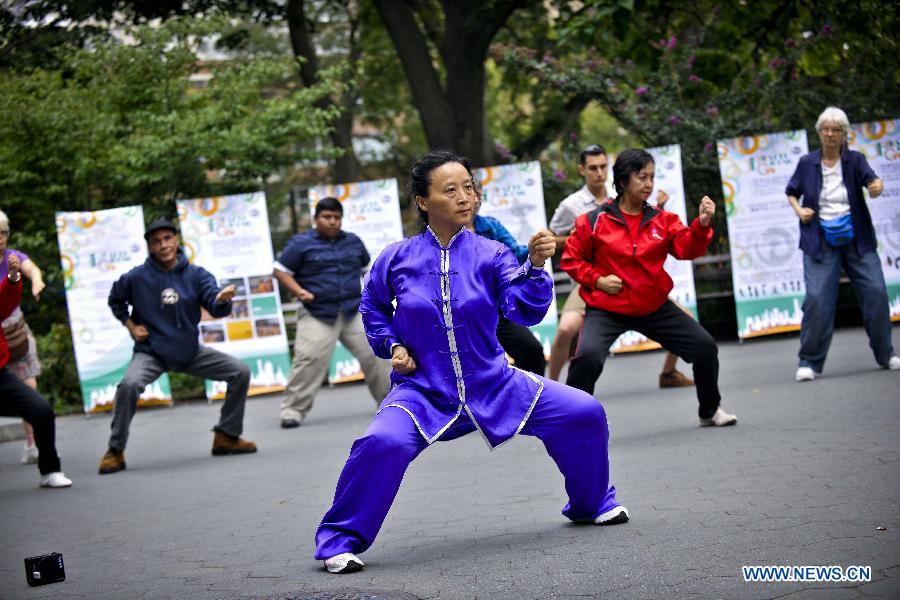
[24,552,65,587]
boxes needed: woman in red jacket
[561,148,737,427]
[0,252,72,487]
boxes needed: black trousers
[566,301,721,419]
[496,316,546,376]
[0,366,61,474]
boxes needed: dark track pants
[566,301,721,419]
[496,316,546,376]
[0,366,61,474]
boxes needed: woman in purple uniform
[314,150,628,574]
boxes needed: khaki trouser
[281,308,391,422]
[561,283,586,315]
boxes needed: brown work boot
[212,432,257,456]
[98,449,126,474]
[659,368,694,388]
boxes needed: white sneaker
[594,505,630,525]
[323,552,364,574]
[886,356,900,370]
[39,472,73,488]
[21,444,39,465]
[699,407,738,427]
[795,367,816,381]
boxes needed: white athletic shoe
[324,552,364,574]
[39,472,73,488]
[795,367,816,382]
[886,356,900,370]
[21,444,39,465]
[699,407,738,427]
[594,505,630,525]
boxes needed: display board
[847,118,900,320]
[177,193,291,398]
[718,130,809,338]
[476,160,559,358]
[56,207,172,412]
[307,179,404,383]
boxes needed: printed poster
[56,207,172,413]
[848,118,900,320]
[177,193,291,398]
[476,160,558,357]
[602,145,698,352]
[718,130,809,338]
[307,179,404,383]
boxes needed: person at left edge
[273,197,391,429]
[1,252,72,488]
[98,218,257,475]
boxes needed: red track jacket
[0,274,23,368]
[561,199,712,316]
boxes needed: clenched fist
[698,196,716,226]
[391,345,417,375]
[7,252,20,281]
[126,321,149,342]
[795,207,815,224]
[596,274,623,294]
[528,229,556,267]
[215,284,237,304]
[867,179,884,198]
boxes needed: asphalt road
[1,326,898,600]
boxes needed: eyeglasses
[0,229,10,238]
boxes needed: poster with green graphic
[475,160,558,356]
[56,207,172,412]
[717,130,809,338]
[307,179,404,384]
[177,193,292,398]
[848,118,900,321]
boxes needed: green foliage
[1,16,342,408]
[168,372,208,401]
[35,323,82,413]
[495,0,900,254]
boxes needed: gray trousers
[281,308,391,422]
[109,347,251,451]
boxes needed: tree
[286,0,364,183]
[372,0,523,164]
[0,16,342,407]
[494,0,900,250]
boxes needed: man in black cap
[98,218,257,475]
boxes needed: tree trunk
[373,0,520,166]
[286,0,360,183]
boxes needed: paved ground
[1,326,898,600]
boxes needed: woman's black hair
[314,196,343,217]
[408,149,473,225]
[612,148,655,198]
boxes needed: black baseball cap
[144,218,178,240]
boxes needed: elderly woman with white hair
[0,209,49,463]
[785,106,898,381]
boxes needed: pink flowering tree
[492,0,899,254]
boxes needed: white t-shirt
[819,160,850,220]
[548,186,607,235]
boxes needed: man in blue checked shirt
[273,197,391,429]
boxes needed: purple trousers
[314,376,621,560]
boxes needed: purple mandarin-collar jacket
[360,227,553,449]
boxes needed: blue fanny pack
[820,213,854,247]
